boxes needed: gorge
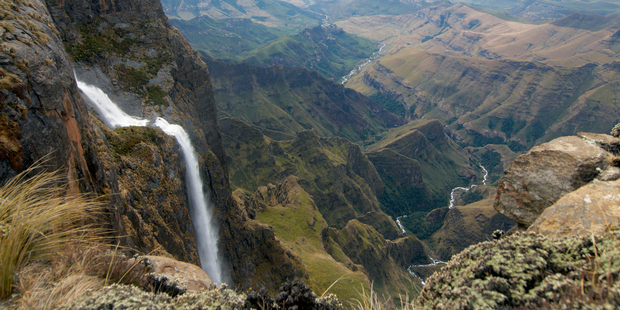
[1,0,620,308]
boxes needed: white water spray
[396,215,407,234]
[77,79,224,284]
[154,118,223,284]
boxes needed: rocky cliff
[0,0,303,289]
[0,0,110,196]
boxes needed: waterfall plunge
[76,79,224,284]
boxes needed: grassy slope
[367,119,479,215]
[206,57,404,144]
[349,48,620,152]
[255,186,370,303]
[243,25,379,81]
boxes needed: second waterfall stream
[76,79,225,284]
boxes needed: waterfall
[77,79,224,284]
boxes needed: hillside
[159,0,322,28]
[205,57,405,143]
[243,24,379,81]
[220,118,429,297]
[169,16,288,60]
[336,4,620,67]
[347,48,620,152]
[452,0,620,22]
[366,119,480,216]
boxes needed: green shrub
[418,231,620,309]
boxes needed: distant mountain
[159,0,322,28]
[451,0,620,22]
[243,24,379,80]
[340,4,620,155]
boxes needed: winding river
[399,164,488,284]
[341,42,387,84]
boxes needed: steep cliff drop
[77,79,225,284]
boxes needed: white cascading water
[76,79,224,284]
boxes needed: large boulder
[494,135,614,227]
[529,179,620,237]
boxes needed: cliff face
[0,0,302,289]
[0,0,112,198]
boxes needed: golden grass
[0,164,145,303]
[350,283,421,310]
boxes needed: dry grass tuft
[0,164,149,309]
[0,164,114,299]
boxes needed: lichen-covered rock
[494,135,611,228]
[418,231,620,309]
[529,179,620,237]
[67,283,246,310]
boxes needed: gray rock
[528,179,620,237]
[494,135,610,227]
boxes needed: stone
[137,255,214,292]
[528,179,620,237]
[494,135,611,227]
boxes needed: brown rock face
[494,135,611,227]
[529,179,620,237]
[0,0,106,192]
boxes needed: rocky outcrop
[101,125,199,264]
[138,255,214,292]
[529,178,620,237]
[494,134,613,228]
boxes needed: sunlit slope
[452,0,620,21]
[348,47,620,150]
[336,4,620,67]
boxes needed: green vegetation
[170,16,289,60]
[255,183,370,304]
[419,230,620,309]
[244,24,378,80]
[399,212,443,240]
[369,93,406,118]
[208,59,402,144]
